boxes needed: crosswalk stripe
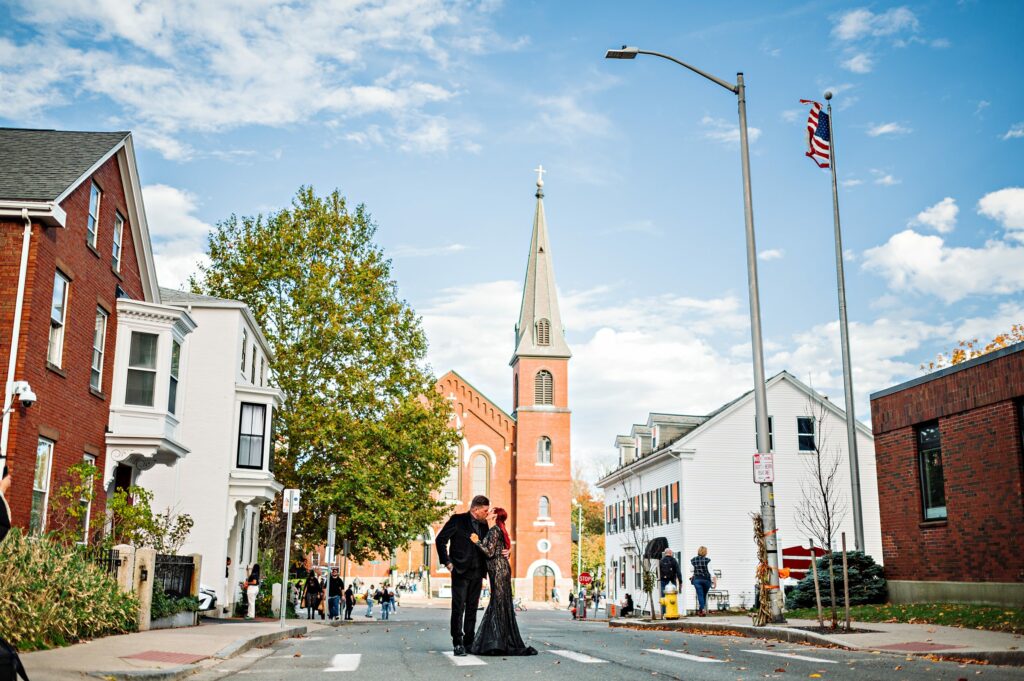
[324,653,362,672]
[548,650,608,663]
[442,651,487,666]
[743,649,838,664]
[645,648,723,663]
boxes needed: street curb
[608,619,1024,667]
[89,625,308,681]
[213,625,307,659]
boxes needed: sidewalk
[21,618,323,681]
[610,614,1024,666]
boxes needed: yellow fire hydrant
[659,583,680,620]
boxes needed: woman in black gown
[469,508,537,656]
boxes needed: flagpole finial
[824,91,833,101]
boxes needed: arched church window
[440,446,461,500]
[538,495,551,518]
[537,436,552,464]
[536,318,551,346]
[471,453,490,498]
[534,370,553,405]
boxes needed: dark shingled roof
[0,128,129,201]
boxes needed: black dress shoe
[453,645,467,657]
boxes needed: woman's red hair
[493,507,511,549]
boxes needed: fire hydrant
[659,583,680,620]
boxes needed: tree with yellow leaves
[923,323,1024,371]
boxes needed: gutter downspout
[0,209,34,467]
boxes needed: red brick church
[320,171,573,602]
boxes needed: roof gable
[437,370,515,436]
[0,128,129,201]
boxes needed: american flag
[800,99,830,168]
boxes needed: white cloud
[975,100,991,117]
[842,52,874,73]
[832,7,920,41]
[780,109,802,123]
[392,243,468,258]
[862,229,1024,303]
[142,183,213,288]
[1003,123,1024,140]
[978,187,1024,238]
[0,0,505,158]
[867,122,912,137]
[841,178,864,188]
[871,170,901,186]
[758,248,784,261]
[700,116,761,145]
[910,197,958,234]
[930,38,951,49]
[534,94,612,139]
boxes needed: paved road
[195,605,1019,681]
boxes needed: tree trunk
[827,554,838,628]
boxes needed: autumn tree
[192,187,459,565]
[924,323,1024,371]
[570,472,605,586]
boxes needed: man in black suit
[436,494,490,656]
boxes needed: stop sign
[579,572,593,585]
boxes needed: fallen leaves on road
[775,668,786,673]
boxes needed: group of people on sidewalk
[615,545,717,618]
[298,568,403,622]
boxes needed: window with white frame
[125,332,159,406]
[259,356,265,387]
[237,402,266,469]
[471,454,489,498]
[240,329,248,373]
[537,436,552,464]
[168,340,181,414]
[80,453,96,543]
[250,349,257,384]
[90,307,108,391]
[797,416,816,452]
[538,495,551,518]
[30,438,54,535]
[87,182,102,248]
[47,271,70,367]
[755,415,775,452]
[112,212,124,271]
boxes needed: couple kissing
[436,495,537,657]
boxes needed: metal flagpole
[824,91,865,552]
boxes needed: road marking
[324,653,362,672]
[645,649,723,663]
[743,650,838,664]
[548,650,608,663]
[442,651,487,666]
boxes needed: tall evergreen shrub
[786,551,887,609]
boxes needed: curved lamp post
[606,46,784,623]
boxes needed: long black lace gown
[469,526,538,656]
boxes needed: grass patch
[785,603,1024,635]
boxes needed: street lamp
[606,45,784,623]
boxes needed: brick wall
[1,152,146,536]
[871,346,1024,584]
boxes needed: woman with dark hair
[301,572,323,620]
[469,508,537,656]
[244,563,261,619]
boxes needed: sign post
[752,452,774,484]
[279,489,300,628]
[326,513,337,565]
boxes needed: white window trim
[48,271,70,368]
[91,307,108,391]
[32,438,55,535]
[80,453,96,544]
[112,212,124,271]
[240,329,248,373]
[125,331,159,407]
[87,182,102,248]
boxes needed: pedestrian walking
[344,584,355,620]
[301,572,323,620]
[690,546,713,616]
[658,548,682,615]
[327,567,344,620]
[380,586,392,620]
[568,591,576,619]
[365,584,375,617]
[244,563,261,619]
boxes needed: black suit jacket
[436,511,486,577]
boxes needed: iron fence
[155,554,195,598]
[81,546,123,579]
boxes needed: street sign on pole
[579,572,593,586]
[753,453,774,483]
[326,513,337,564]
[279,489,301,628]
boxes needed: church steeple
[512,166,572,363]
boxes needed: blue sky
[3,0,1022,478]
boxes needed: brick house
[870,342,1024,607]
[0,127,162,539]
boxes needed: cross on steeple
[534,164,546,187]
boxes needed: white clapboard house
[596,371,882,615]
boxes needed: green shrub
[150,585,200,621]
[786,551,887,609]
[0,529,138,651]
